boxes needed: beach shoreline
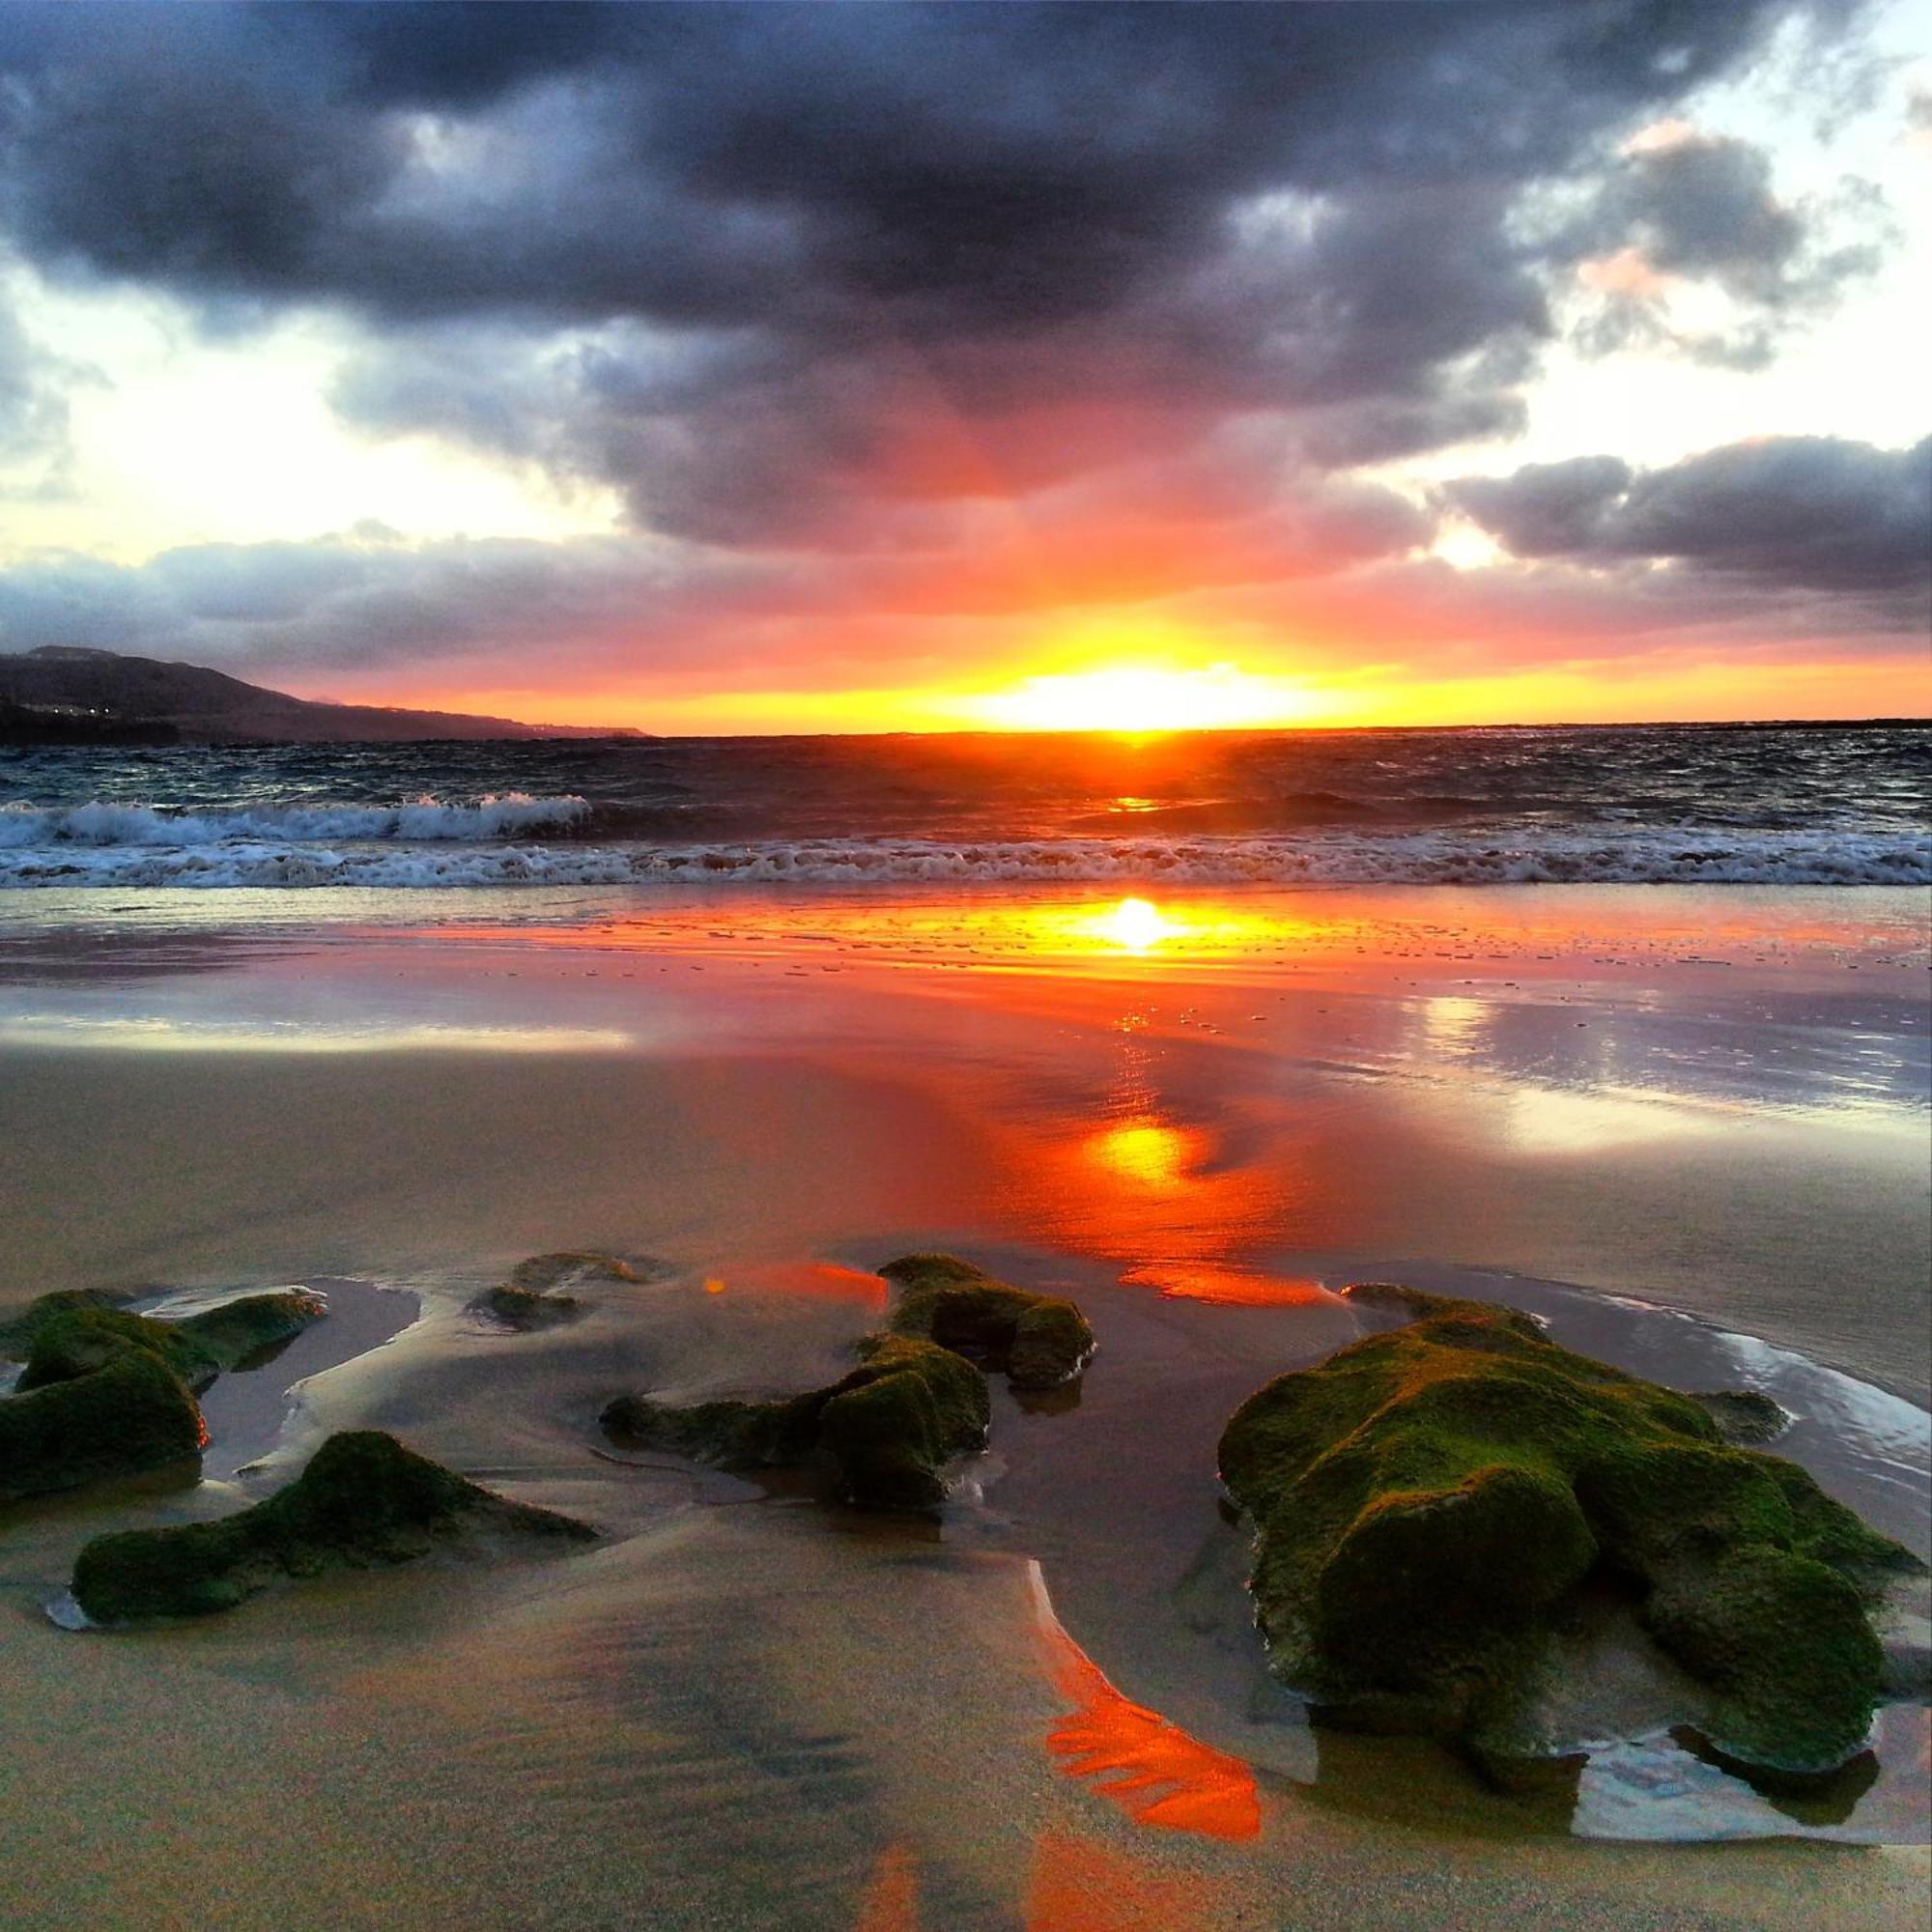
[1,882,1926,1924]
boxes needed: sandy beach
[1,882,1926,1929]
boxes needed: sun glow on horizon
[963,663,1334,735]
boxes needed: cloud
[1446,435,1931,610]
[1552,127,1891,367]
[0,2,1856,536]
[0,282,82,494]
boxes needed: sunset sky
[0,0,1927,733]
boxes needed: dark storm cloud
[0,2,1878,498]
[1447,436,1932,606]
[0,3,1819,327]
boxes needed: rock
[69,1430,596,1623]
[8,1290,327,1392]
[14,1292,327,1397]
[0,1347,205,1502]
[0,1288,141,1357]
[1689,1388,1792,1445]
[171,1291,329,1372]
[1218,1287,1920,1777]
[469,1251,646,1330]
[15,1307,223,1397]
[0,1291,327,1503]
[878,1253,1094,1389]
[603,1333,990,1511]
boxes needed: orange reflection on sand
[1086,1117,1197,1194]
[1032,1566,1261,1841]
[1023,1833,1222,1932]
[699,1261,890,1310]
[1117,1260,1332,1307]
[854,1841,921,1932]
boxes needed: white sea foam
[0,824,1925,888]
[0,793,588,849]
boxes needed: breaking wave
[1,826,1924,889]
[0,793,588,848]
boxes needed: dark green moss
[602,1332,990,1510]
[71,1430,596,1623]
[878,1253,1094,1389]
[1689,1388,1792,1445]
[172,1291,328,1371]
[1218,1288,1920,1775]
[0,1347,204,1501]
[0,1288,141,1357]
[9,1290,327,1393]
[15,1307,221,1396]
[470,1252,645,1330]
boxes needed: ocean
[1,721,1927,890]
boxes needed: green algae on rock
[15,1306,224,1397]
[10,1291,327,1395]
[469,1251,647,1330]
[1217,1288,1920,1776]
[2,1291,327,1503]
[0,1288,141,1357]
[603,1332,991,1511]
[171,1291,329,1372]
[1,1346,205,1501]
[70,1429,596,1624]
[878,1254,1094,1390]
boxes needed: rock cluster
[603,1254,1094,1508]
[1,1291,327,1502]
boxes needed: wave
[0,793,588,848]
[1,827,1924,889]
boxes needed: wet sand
[0,883,1926,1927]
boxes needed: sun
[965,663,1326,734]
[1093,896,1174,952]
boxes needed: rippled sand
[1,884,1925,1926]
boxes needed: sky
[0,0,1926,734]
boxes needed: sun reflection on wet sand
[1086,1117,1197,1194]
[1088,897,1175,954]
[1032,1565,1262,1841]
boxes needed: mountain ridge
[0,647,641,744]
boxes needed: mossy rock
[71,1430,596,1623]
[469,1252,645,1330]
[171,1291,328,1371]
[14,1291,327,1398]
[0,1346,205,1502]
[603,1332,990,1511]
[15,1307,223,1396]
[1689,1388,1792,1445]
[0,1288,141,1357]
[1218,1288,1920,1776]
[1,1291,328,1504]
[878,1254,1094,1390]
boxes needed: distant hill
[0,647,639,744]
